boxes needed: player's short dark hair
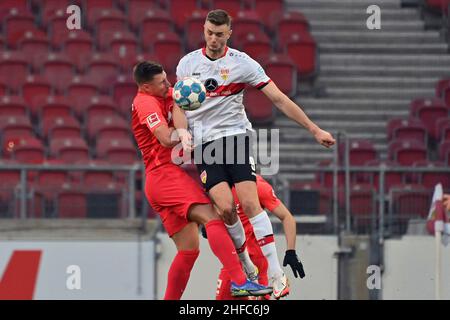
[133,61,163,85]
[206,9,232,27]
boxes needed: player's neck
[205,47,226,60]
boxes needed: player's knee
[240,200,261,217]
[220,205,237,223]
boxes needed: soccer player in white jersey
[176,9,335,298]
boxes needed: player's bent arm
[260,82,335,148]
[270,202,297,251]
[153,124,178,148]
[172,104,193,152]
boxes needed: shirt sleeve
[243,54,271,89]
[134,96,167,133]
[258,177,281,212]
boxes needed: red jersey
[131,88,175,171]
[232,175,282,235]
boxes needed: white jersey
[176,47,271,143]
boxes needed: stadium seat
[108,31,140,66]
[0,96,29,117]
[36,95,73,120]
[209,0,242,18]
[167,0,199,30]
[279,32,317,78]
[94,9,130,48]
[288,181,332,215]
[85,0,119,26]
[388,139,427,166]
[96,138,138,164]
[0,78,8,96]
[389,184,431,219]
[243,86,275,124]
[260,54,297,97]
[232,11,264,41]
[22,75,53,115]
[47,9,76,47]
[0,0,29,11]
[3,8,35,48]
[79,160,116,188]
[315,159,345,188]
[85,96,120,121]
[18,30,51,72]
[11,137,45,164]
[62,31,94,72]
[113,75,137,116]
[87,115,130,142]
[410,97,448,139]
[35,165,70,189]
[237,32,272,60]
[270,11,309,37]
[184,9,209,52]
[66,76,100,115]
[0,51,29,93]
[136,8,174,38]
[0,160,21,218]
[436,117,450,141]
[125,0,160,25]
[41,115,82,141]
[439,140,450,164]
[435,78,450,98]
[365,160,404,193]
[50,137,90,163]
[0,115,34,146]
[252,0,284,26]
[40,0,69,26]
[42,53,76,93]
[84,53,120,92]
[55,183,87,218]
[341,140,378,166]
[386,118,428,144]
[412,160,450,189]
[142,31,183,68]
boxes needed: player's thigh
[208,181,236,214]
[234,180,263,217]
[171,222,200,251]
[188,203,221,225]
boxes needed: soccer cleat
[271,272,290,299]
[230,279,273,297]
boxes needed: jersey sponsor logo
[206,83,246,97]
[192,72,201,76]
[220,68,230,80]
[146,113,161,128]
[204,78,218,92]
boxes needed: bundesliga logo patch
[200,170,207,184]
[146,113,160,128]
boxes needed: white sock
[250,210,283,279]
[225,219,256,275]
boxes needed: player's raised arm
[260,82,336,148]
[172,103,193,152]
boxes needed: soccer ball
[172,77,207,111]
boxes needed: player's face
[143,71,171,98]
[204,21,231,55]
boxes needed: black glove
[283,250,305,278]
[200,225,208,239]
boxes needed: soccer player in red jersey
[214,175,306,300]
[131,61,272,299]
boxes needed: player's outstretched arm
[260,82,336,148]
[172,104,193,152]
[271,202,306,279]
[153,124,178,148]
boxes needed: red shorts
[145,163,210,237]
[216,231,269,300]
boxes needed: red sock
[164,250,199,300]
[205,220,247,286]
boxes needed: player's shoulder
[178,49,203,65]
[227,47,257,63]
[133,93,160,109]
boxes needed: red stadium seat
[345,140,378,166]
[55,184,87,218]
[260,54,297,97]
[11,137,45,164]
[243,86,275,124]
[279,32,317,78]
[84,53,120,91]
[365,160,404,193]
[85,96,120,121]
[40,0,69,26]
[41,115,82,141]
[436,117,450,141]
[36,95,73,120]
[126,0,160,26]
[84,0,119,25]
[66,76,99,115]
[237,32,272,60]
[289,181,332,215]
[87,115,130,142]
[252,0,284,26]
[42,53,76,93]
[113,75,137,116]
[209,0,242,17]
[412,160,450,189]
[47,9,75,47]
[35,165,70,189]
[62,31,94,72]
[92,9,128,46]
[167,0,199,30]
[439,140,450,164]
[390,184,431,219]
[136,8,174,39]
[435,78,450,98]
[108,31,139,63]
[50,137,90,163]
[388,139,427,166]
[410,97,448,139]
[270,11,309,36]
[18,30,51,72]
[142,32,183,67]
[22,75,53,115]
[0,0,29,11]
[0,78,8,96]
[387,118,427,144]
[0,51,29,93]
[184,10,209,51]
[81,161,116,188]
[0,96,28,117]
[96,138,138,164]
[232,11,264,41]
[0,115,34,147]
[3,8,35,48]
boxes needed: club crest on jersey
[220,68,230,80]
[200,170,207,184]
